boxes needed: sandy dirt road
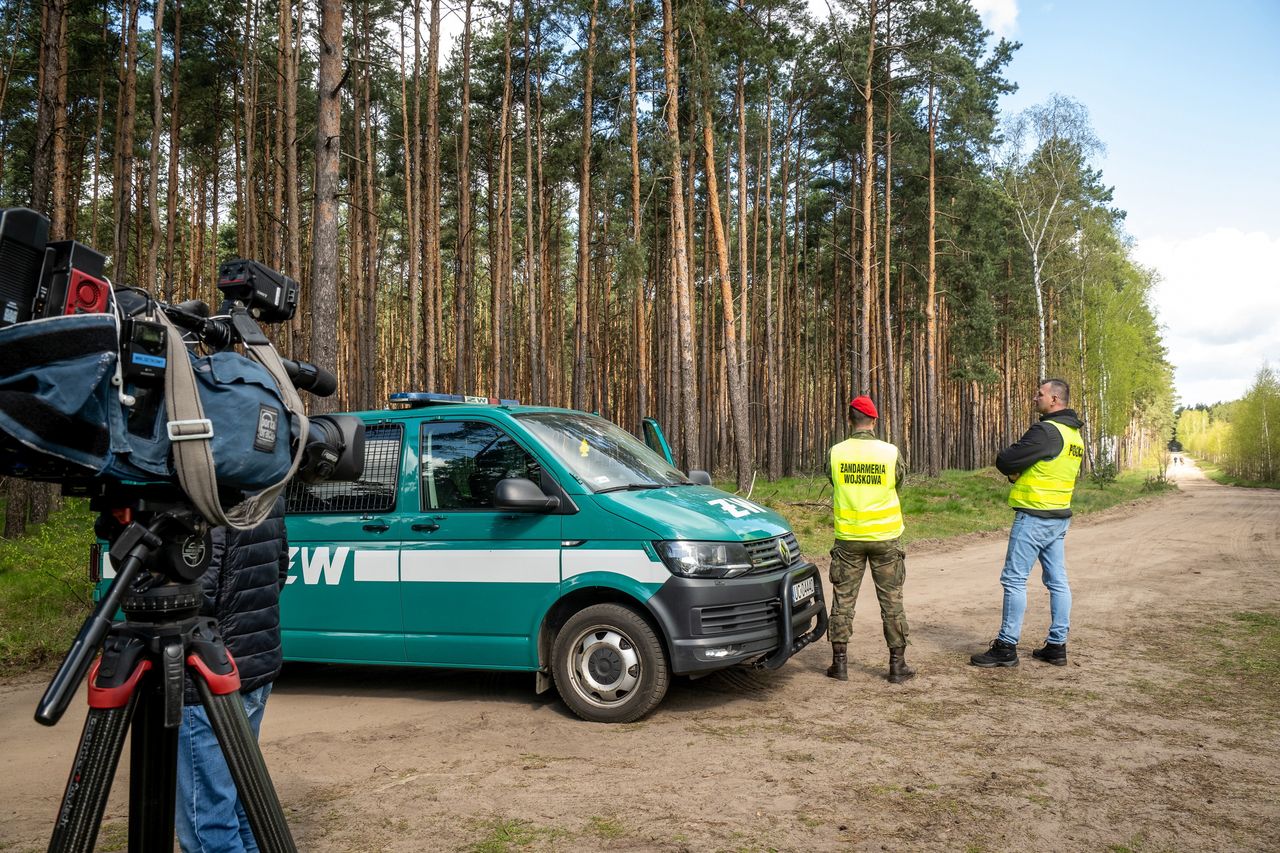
[2,462,1278,852]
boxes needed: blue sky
[976,0,1280,406]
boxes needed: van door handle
[362,521,390,533]
[411,521,440,532]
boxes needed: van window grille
[285,423,402,515]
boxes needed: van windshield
[516,412,690,492]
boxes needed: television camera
[0,206,363,852]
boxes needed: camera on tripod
[1,207,365,852]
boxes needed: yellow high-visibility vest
[831,438,903,541]
[1008,420,1085,511]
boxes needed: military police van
[102,393,827,723]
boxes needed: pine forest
[0,0,1175,489]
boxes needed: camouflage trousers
[827,537,910,648]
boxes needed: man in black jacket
[971,379,1085,669]
[175,497,288,853]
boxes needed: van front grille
[744,533,802,574]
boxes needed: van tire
[552,603,669,723]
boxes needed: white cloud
[972,0,1019,38]
[1135,228,1280,406]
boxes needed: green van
[101,393,826,723]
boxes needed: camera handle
[36,518,164,726]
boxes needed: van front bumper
[647,562,827,674]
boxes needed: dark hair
[1041,378,1070,405]
[849,408,876,427]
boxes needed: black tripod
[35,501,296,853]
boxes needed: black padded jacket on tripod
[183,497,290,705]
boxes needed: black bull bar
[757,567,828,670]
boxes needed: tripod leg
[127,670,179,852]
[194,679,297,853]
[47,664,144,853]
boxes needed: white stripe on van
[400,549,560,584]
[562,549,670,585]
[354,550,398,582]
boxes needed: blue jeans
[997,512,1072,646]
[176,683,272,853]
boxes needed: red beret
[849,395,878,418]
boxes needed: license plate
[792,576,815,604]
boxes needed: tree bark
[111,0,140,281]
[454,0,474,393]
[925,81,940,475]
[662,0,697,468]
[310,0,343,413]
[629,0,646,422]
[859,0,876,396]
[164,0,181,301]
[145,0,166,291]
[701,105,752,490]
[571,0,600,410]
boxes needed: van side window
[285,423,403,514]
[420,421,540,510]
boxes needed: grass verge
[1195,460,1280,490]
[730,467,1175,556]
[0,499,96,675]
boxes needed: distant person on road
[826,395,915,684]
[971,379,1084,669]
[177,496,289,853]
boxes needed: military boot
[826,642,848,681]
[887,647,916,683]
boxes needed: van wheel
[552,603,669,723]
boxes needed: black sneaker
[1031,642,1067,666]
[970,639,1019,668]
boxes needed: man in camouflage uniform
[826,395,914,684]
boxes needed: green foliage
[1090,455,1118,489]
[1180,366,1280,484]
[0,500,96,674]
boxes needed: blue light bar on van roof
[389,392,520,408]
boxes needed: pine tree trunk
[925,82,940,476]
[310,0,343,413]
[111,0,139,280]
[662,0,697,468]
[629,0,645,423]
[49,1,69,238]
[701,106,752,490]
[764,77,780,480]
[454,0,474,393]
[164,0,181,301]
[571,0,600,410]
[859,0,876,396]
[425,0,442,390]
[524,3,541,403]
[145,0,166,290]
[401,7,419,387]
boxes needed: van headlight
[656,541,753,578]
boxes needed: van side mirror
[687,470,713,486]
[494,477,561,512]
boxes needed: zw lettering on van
[706,497,766,518]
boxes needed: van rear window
[285,423,403,515]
